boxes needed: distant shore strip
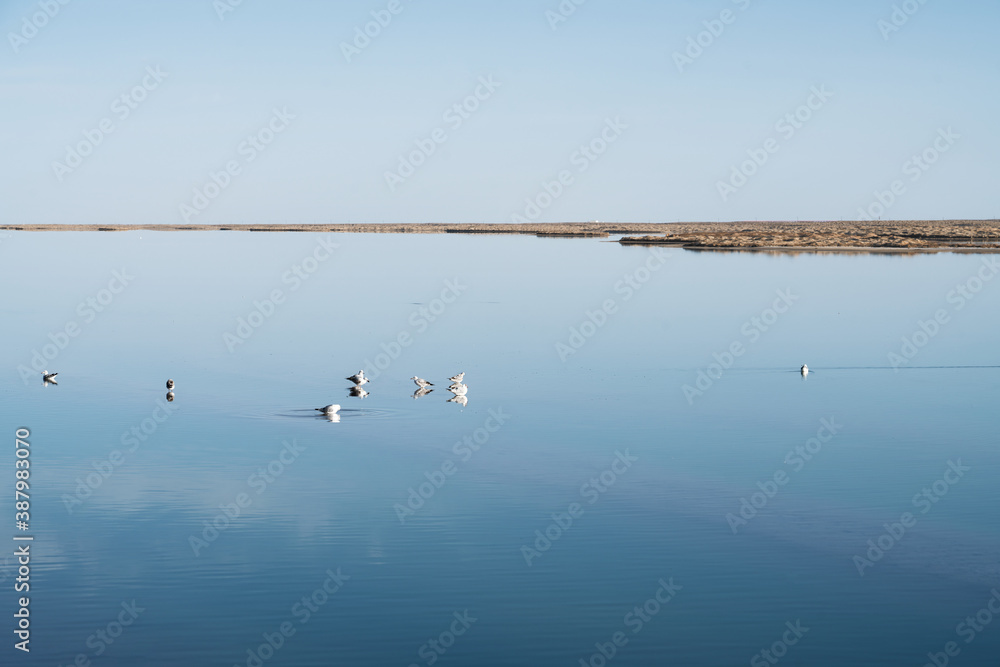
[2,221,998,253]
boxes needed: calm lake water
[2,232,999,666]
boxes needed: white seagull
[448,372,465,383]
[800,364,809,376]
[42,370,58,383]
[315,404,341,415]
[411,376,434,388]
[449,383,469,396]
[346,371,369,386]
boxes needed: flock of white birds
[40,365,808,421]
[315,370,470,420]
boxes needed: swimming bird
[448,372,465,383]
[42,370,58,382]
[315,404,341,415]
[448,383,469,396]
[348,386,369,399]
[166,379,175,390]
[412,387,434,399]
[411,376,433,388]
[800,364,809,375]
[346,371,369,386]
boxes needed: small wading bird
[316,404,341,416]
[411,376,433,389]
[346,371,369,386]
[449,372,465,383]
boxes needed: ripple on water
[244,407,400,422]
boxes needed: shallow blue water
[2,232,999,666]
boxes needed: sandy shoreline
[3,220,998,253]
[616,220,1000,252]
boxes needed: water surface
[2,232,998,666]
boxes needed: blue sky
[1,0,998,224]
